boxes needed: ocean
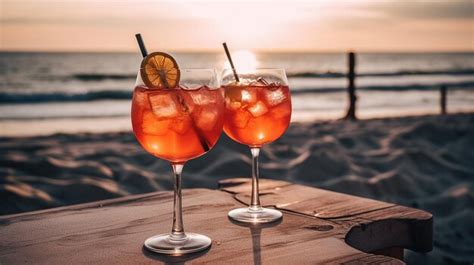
[1,51,473,136]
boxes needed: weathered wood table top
[0,178,432,264]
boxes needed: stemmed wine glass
[132,64,224,254]
[221,68,292,223]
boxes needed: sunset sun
[223,50,258,73]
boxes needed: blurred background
[1,1,473,264]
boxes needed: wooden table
[0,178,432,264]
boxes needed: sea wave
[72,74,136,81]
[0,90,132,104]
[291,81,474,94]
[1,81,473,104]
[288,68,474,78]
[0,114,128,121]
[67,68,474,81]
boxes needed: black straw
[135,33,148,58]
[222,42,240,82]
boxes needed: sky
[0,0,473,52]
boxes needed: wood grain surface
[0,178,432,264]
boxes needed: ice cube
[247,101,269,117]
[148,92,179,119]
[225,86,256,105]
[270,101,291,119]
[249,77,269,86]
[233,109,251,128]
[241,89,257,103]
[225,97,242,111]
[263,88,286,106]
[190,89,217,105]
[225,87,241,102]
[195,106,219,131]
[134,88,149,108]
[142,112,171,135]
[170,114,192,134]
[176,91,195,113]
[268,82,282,89]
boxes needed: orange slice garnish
[140,52,180,89]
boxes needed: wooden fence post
[440,86,447,115]
[344,52,357,120]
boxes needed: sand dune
[1,113,473,264]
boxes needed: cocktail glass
[221,68,292,223]
[132,68,224,254]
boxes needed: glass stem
[170,163,186,242]
[249,147,262,211]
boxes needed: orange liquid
[223,85,291,147]
[131,86,225,163]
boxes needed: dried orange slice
[140,52,180,89]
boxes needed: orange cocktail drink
[223,83,291,147]
[132,85,224,163]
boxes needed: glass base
[228,207,283,223]
[144,233,212,255]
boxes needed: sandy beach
[1,113,473,264]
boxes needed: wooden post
[344,52,357,120]
[440,86,447,115]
